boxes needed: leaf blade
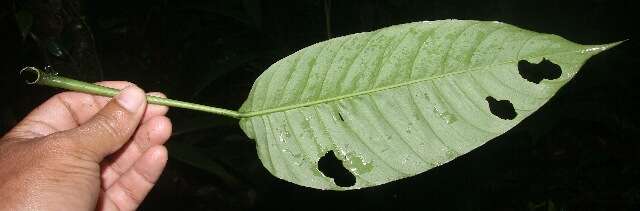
[238,20,618,190]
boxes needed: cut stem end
[20,66,42,85]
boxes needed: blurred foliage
[14,10,33,39]
[1,0,639,210]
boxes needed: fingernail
[116,85,145,112]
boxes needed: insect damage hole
[517,58,562,84]
[318,150,355,187]
[486,96,517,120]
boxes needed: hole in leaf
[486,96,517,120]
[337,112,345,121]
[517,58,562,84]
[318,150,355,187]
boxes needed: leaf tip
[579,40,625,55]
[603,39,627,49]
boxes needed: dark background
[1,0,638,210]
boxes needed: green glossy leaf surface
[238,20,619,190]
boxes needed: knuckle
[92,112,126,139]
[119,180,143,204]
[134,167,157,186]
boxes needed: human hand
[0,82,172,211]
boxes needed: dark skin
[0,82,172,211]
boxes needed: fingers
[102,146,168,211]
[63,86,147,161]
[3,81,168,140]
[143,92,169,123]
[94,83,168,123]
[100,116,172,188]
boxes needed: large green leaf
[237,20,619,190]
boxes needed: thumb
[64,85,147,161]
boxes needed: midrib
[237,47,598,118]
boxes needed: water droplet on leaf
[433,107,457,124]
